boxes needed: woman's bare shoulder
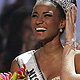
[10,50,35,74]
[75,50,80,74]
[10,59,20,74]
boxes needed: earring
[60,29,63,32]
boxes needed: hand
[61,5,80,80]
[64,4,77,56]
[65,4,77,41]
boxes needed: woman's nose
[36,17,44,25]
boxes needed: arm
[10,59,20,74]
[75,51,80,74]
[60,4,80,80]
[61,47,80,80]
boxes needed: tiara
[36,0,74,13]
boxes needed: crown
[36,0,74,13]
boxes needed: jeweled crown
[36,0,75,13]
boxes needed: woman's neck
[40,37,63,59]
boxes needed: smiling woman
[10,0,80,80]
[31,1,64,43]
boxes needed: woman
[10,0,80,80]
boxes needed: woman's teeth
[35,27,47,32]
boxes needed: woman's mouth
[35,27,47,32]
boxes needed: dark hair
[0,3,24,29]
[57,3,66,35]
[51,0,77,35]
[3,6,31,72]
[50,1,65,35]
[6,6,31,53]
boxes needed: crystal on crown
[36,0,74,13]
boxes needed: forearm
[61,45,80,80]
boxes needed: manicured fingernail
[72,4,75,7]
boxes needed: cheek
[46,19,60,34]
[31,18,35,26]
[31,19,35,31]
[47,19,59,28]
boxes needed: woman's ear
[59,18,66,29]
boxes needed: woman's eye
[31,15,38,17]
[44,14,53,17]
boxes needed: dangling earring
[60,29,63,32]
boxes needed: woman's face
[31,1,62,43]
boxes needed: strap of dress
[15,50,47,80]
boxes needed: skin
[31,1,65,44]
[10,1,80,80]
[60,4,80,80]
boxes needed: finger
[65,12,69,40]
[72,4,75,23]
[74,5,77,23]
[66,12,69,25]
[72,4,75,33]
[66,12,69,30]
[68,7,72,24]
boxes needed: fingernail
[72,4,75,7]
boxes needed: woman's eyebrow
[32,11,38,14]
[43,11,53,14]
[32,11,53,15]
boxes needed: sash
[15,50,47,80]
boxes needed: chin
[36,38,44,42]
[36,38,48,44]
